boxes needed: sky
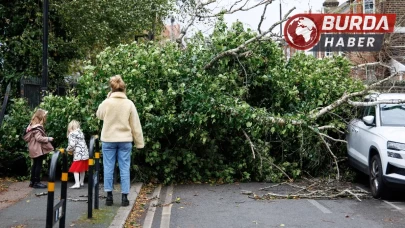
[181,0,348,37]
[224,0,347,33]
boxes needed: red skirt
[69,160,89,173]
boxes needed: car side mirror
[362,115,375,126]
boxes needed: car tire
[369,154,388,199]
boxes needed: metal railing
[0,82,11,127]
[46,148,68,228]
[88,135,101,218]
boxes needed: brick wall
[344,0,405,80]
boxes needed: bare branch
[317,125,344,134]
[320,133,347,144]
[242,129,255,159]
[176,0,216,46]
[229,0,244,12]
[310,72,400,120]
[263,157,293,182]
[258,2,271,34]
[309,127,340,180]
[204,7,296,69]
[198,0,272,18]
[348,99,405,106]
[354,61,394,70]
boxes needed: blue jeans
[102,142,132,194]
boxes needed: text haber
[324,36,376,48]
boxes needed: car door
[347,107,365,161]
[356,105,377,166]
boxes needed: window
[363,0,375,13]
[324,46,332,58]
[380,104,405,126]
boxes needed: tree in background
[0,0,173,95]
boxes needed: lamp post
[170,16,175,42]
[42,0,49,99]
[279,0,282,36]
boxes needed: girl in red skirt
[67,120,89,189]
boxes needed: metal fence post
[87,137,95,218]
[46,148,67,228]
[94,137,100,209]
[0,82,11,127]
[59,149,68,228]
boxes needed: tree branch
[204,7,296,70]
[309,127,340,180]
[310,71,400,120]
[320,133,347,144]
[316,125,344,134]
[258,2,271,34]
[348,99,405,106]
[176,0,216,46]
[242,129,255,159]
[198,0,272,18]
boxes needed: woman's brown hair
[109,75,126,93]
[30,109,48,126]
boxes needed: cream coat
[96,92,144,148]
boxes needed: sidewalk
[0,180,142,228]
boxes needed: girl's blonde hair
[67,120,80,137]
[30,109,48,126]
[109,75,126,93]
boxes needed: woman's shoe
[69,184,80,189]
[33,182,47,189]
[106,192,113,206]
[122,194,129,206]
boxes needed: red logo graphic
[284,14,396,51]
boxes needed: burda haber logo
[284,14,397,52]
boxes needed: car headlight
[387,141,405,159]
[387,141,405,151]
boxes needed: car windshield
[380,104,405,126]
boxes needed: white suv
[347,93,405,198]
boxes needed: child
[66,120,89,189]
[23,109,54,189]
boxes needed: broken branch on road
[249,179,371,201]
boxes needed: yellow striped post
[61,172,68,182]
[48,182,55,192]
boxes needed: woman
[96,75,144,206]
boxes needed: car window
[380,104,405,126]
[364,105,376,117]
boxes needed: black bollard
[46,148,68,228]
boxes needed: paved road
[140,182,405,228]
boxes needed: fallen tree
[2,0,404,183]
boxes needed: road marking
[308,199,332,214]
[161,184,174,228]
[383,200,402,210]
[143,184,162,228]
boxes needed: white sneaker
[70,184,80,189]
[80,183,84,186]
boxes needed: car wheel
[369,154,387,198]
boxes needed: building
[316,0,405,81]
[161,23,181,42]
